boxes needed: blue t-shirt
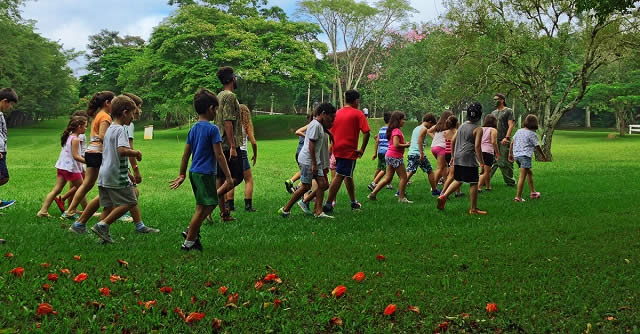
[377,126,389,154]
[187,121,222,175]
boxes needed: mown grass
[1,118,639,333]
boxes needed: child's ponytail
[61,116,87,147]
[86,91,115,117]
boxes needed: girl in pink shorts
[37,116,88,217]
[428,110,453,188]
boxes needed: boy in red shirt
[323,90,370,213]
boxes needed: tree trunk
[616,110,626,137]
[585,107,591,128]
[539,122,555,161]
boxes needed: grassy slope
[0,117,639,332]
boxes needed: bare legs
[515,168,535,199]
[65,167,98,215]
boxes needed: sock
[244,198,252,208]
[135,221,146,231]
[183,240,195,247]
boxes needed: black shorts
[85,152,103,168]
[217,147,244,182]
[453,165,479,184]
[445,153,452,165]
[482,152,495,167]
[0,152,8,179]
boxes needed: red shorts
[57,169,83,182]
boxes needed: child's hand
[312,165,318,176]
[0,152,3,159]
[136,151,142,161]
[508,155,514,163]
[169,175,185,189]
[225,176,234,190]
[420,152,425,161]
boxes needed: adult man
[490,93,516,186]
[323,89,370,213]
[215,66,245,221]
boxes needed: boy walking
[170,89,233,251]
[0,88,17,209]
[437,103,487,215]
[406,113,440,196]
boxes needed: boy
[406,113,440,196]
[170,88,233,251]
[279,103,336,218]
[89,95,143,243]
[368,111,391,191]
[437,102,487,215]
[0,88,17,209]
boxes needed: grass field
[1,117,639,332]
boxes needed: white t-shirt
[98,125,132,189]
[512,128,539,157]
[124,123,134,140]
[240,125,248,151]
[320,130,330,170]
[78,134,87,156]
[55,135,84,173]
[297,119,324,167]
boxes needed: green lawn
[1,118,639,332]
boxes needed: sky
[21,0,445,74]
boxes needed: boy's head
[467,102,483,122]
[422,113,436,127]
[193,88,219,120]
[523,114,539,130]
[110,95,137,125]
[0,88,18,112]
[87,91,115,117]
[482,114,497,128]
[345,89,360,108]
[315,102,337,129]
[383,111,392,124]
[217,66,237,89]
[123,93,143,121]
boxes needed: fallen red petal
[331,285,346,298]
[100,287,111,296]
[218,286,228,295]
[117,259,129,267]
[4,252,13,258]
[254,280,264,290]
[159,286,173,293]
[383,304,397,316]
[73,255,81,261]
[174,307,186,320]
[408,305,420,313]
[185,312,205,323]
[486,302,498,313]
[42,283,52,291]
[73,273,88,282]
[376,254,386,261]
[352,271,365,282]
[8,267,24,277]
[37,303,57,315]
[330,317,343,326]
[47,273,58,282]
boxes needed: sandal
[530,192,541,199]
[513,197,526,202]
[36,212,51,217]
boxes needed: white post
[586,107,591,128]
[306,82,311,115]
[270,94,274,115]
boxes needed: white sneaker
[315,212,334,219]
[398,197,414,204]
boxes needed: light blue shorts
[515,156,532,169]
[299,164,324,184]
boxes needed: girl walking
[509,115,547,202]
[429,110,453,188]
[479,114,499,191]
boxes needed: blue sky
[21,0,444,73]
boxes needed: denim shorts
[384,156,404,169]
[240,149,251,171]
[299,164,324,184]
[407,154,432,174]
[515,156,532,169]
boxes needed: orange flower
[264,273,278,281]
[331,285,346,298]
[4,252,13,258]
[273,299,281,309]
[42,283,52,291]
[37,303,57,315]
[8,267,24,277]
[100,287,111,296]
[142,300,156,309]
[435,321,449,333]
[60,268,71,275]
[352,272,365,282]
[47,273,58,282]
[407,305,420,313]
[159,286,172,293]
[383,304,397,316]
[254,280,264,290]
[73,273,88,282]
[225,293,239,306]
[376,254,386,261]
[218,286,228,295]
[40,263,50,268]
[117,259,128,267]
[73,255,81,261]
[185,312,205,323]
[486,302,498,313]
[204,281,213,287]
[110,275,122,283]
[174,307,186,320]
[330,317,343,327]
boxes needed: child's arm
[71,137,86,164]
[392,135,411,149]
[309,139,318,174]
[427,125,436,138]
[508,138,515,162]
[128,137,142,184]
[295,125,308,137]
[372,134,379,160]
[418,127,428,160]
[450,132,457,161]
[213,142,233,187]
[169,144,191,189]
[247,124,258,166]
[491,128,500,159]
[97,120,110,142]
[474,127,485,166]
[117,146,142,160]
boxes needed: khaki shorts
[99,186,138,208]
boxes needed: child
[89,95,142,243]
[479,114,499,191]
[37,117,87,217]
[509,114,547,202]
[441,116,463,197]
[279,103,336,218]
[284,114,313,193]
[62,91,115,219]
[437,103,486,215]
[368,111,392,191]
[0,88,18,209]
[406,113,439,196]
[56,111,89,213]
[225,104,258,212]
[367,111,412,203]
[170,88,233,251]
[428,110,453,188]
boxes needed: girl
[441,116,462,197]
[284,114,313,193]
[37,117,87,217]
[367,111,412,203]
[479,114,499,191]
[428,110,453,188]
[509,114,548,202]
[368,111,392,191]
[62,91,114,219]
[56,111,89,213]
[226,104,258,212]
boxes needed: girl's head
[61,116,88,147]
[110,95,137,125]
[383,111,392,124]
[239,104,254,136]
[87,91,115,117]
[523,114,539,130]
[482,114,498,128]
[433,110,453,132]
[386,111,406,139]
[71,110,89,124]
[445,115,459,130]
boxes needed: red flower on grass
[110,275,123,283]
[117,259,128,267]
[407,305,420,313]
[159,286,173,293]
[186,312,205,323]
[174,307,186,320]
[42,283,52,291]
[4,252,13,258]
[273,299,282,309]
[331,285,346,298]
[60,268,71,275]
[330,317,343,327]
[352,272,365,282]
[218,286,228,295]
[383,304,397,315]
[138,300,156,309]
[486,302,498,313]
[211,318,223,330]
[47,273,58,282]
[73,255,81,261]
[40,263,50,268]
[73,273,88,282]
[225,293,239,307]
[376,254,386,261]
[100,287,111,296]
[37,303,57,315]
[254,280,264,290]
[8,267,24,277]
[435,321,449,333]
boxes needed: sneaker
[437,196,447,210]
[367,182,376,191]
[245,206,257,212]
[468,208,488,215]
[385,184,393,190]
[91,224,113,243]
[350,201,362,211]
[284,180,294,194]
[119,213,133,222]
[278,207,290,218]
[394,191,399,197]
[61,212,79,220]
[0,200,16,209]
[0,238,5,244]
[54,197,65,213]
[367,193,377,201]
[221,214,236,222]
[136,226,160,233]
[181,239,203,251]
[181,228,201,240]
[315,212,334,219]
[398,197,413,204]
[68,225,87,234]
[407,180,413,186]
[530,192,541,199]
[297,200,313,215]
[431,189,442,197]
[322,204,334,214]
[513,197,526,202]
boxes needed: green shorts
[377,153,386,170]
[189,172,218,206]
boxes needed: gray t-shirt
[491,107,515,141]
[124,122,134,140]
[297,119,324,167]
[98,124,132,189]
[320,130,330,170]
[453,121,480,168]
